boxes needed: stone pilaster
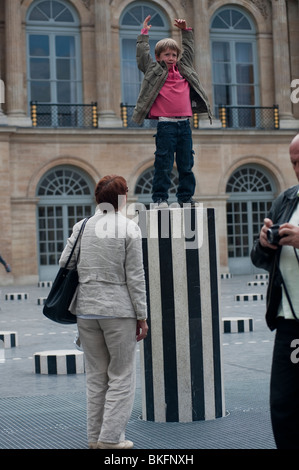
[272,0,299,128]
[193,0,221,128]
[5,0,31,126]
[94,0,122,127]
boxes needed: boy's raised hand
[174,18,187,30]
[143,15,152,30]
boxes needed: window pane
[212,42,230,62]
[57,82,71,102]
[232,10,243,26]
[30,58,50,79]
[56,36,75,57]
[211,16,229,29]
[29,8,49,21]
[38,1,51,19]
[237,64,254,83]
[237,85,255,105]
[56,58,76,80]
[29,35,49,56]
[213,63,231,83]
[234,17,251,30]
[236,43,253,62]
[214,85,232,105]
[31,81,51,102]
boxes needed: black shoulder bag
[43,218,89,324]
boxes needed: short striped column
[38,281,53,288]
[0,331,18,348]
[5,293,28,300]
[235,293,264,301]
[247,280,268,287]
[34,350,85,375]
[222,317,253,333]
[139,207,225,422]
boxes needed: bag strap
[279,247,299,322]
[64,217,90,269]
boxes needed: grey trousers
[77,317,137,444]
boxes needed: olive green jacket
[132,29,213,125]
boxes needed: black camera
[266,224,282,245]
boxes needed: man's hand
[259,218,278,250]
[279,223,299,249]
[174,18,188,30]
[136,320,149,342]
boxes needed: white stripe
[198,210,216,420]
[146,210,166,422]
[171,210,192,422]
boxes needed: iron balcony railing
[218,105,279,130]
[30,102,279,130]
[120,103,280,130]
[31,102,98,128]
[120,103,201,129]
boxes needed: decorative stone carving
[81,0,91,9]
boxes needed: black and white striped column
[139,207,225,422]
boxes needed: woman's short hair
[95,175,128,211]
[155,38,181,59]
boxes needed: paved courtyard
[0,274,276,451]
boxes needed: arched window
[226,165,276,274]
[26,0,82,111]
[119,2,169,106]
[135,166,178,206]
[210,7,259,127]
[37,166,94,280]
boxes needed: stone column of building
[0,38,7,125]
[193,0,220,128]
[272,0,299,128]
[5,0,31,126]
[0,137,12,284]
[94,0,122,127]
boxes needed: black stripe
[35,355,41,374]
[141,212,155,421]
[238,319,245,333]
[10,334,16,347]
[158,210,178,422]
[47,355,57,374]
[66,355,76,374]
[207,208,223,418]
[185,208,205,420]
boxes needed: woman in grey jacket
[59,175,148,450]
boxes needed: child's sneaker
[178,198,198,207]
[153,199,168,209]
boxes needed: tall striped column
[139,207,225,422]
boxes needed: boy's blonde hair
[155,38,181,59]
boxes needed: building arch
[35,163,95,280]
[225,162,276,273]
[27,156,100,198]
[134,165,179,207]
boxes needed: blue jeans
[152,120,195,202]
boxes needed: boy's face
[156,48,178,69]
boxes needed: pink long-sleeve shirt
[141,28,192,119]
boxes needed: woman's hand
[136,320,149,342]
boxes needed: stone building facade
[0,0,298,284]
